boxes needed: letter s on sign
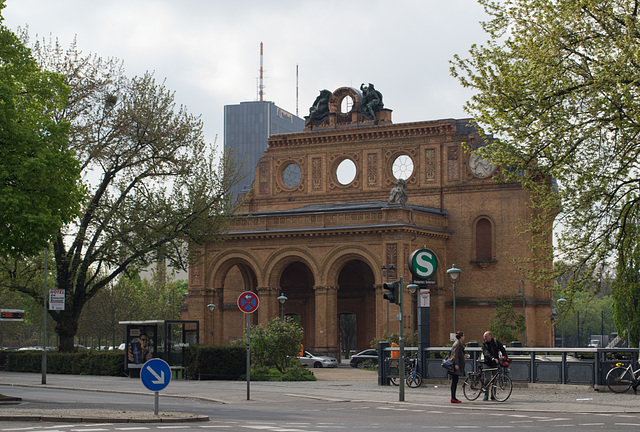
[415,251,434,278]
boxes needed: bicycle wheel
[390,376,399,386]
[492,373,513,402]
[463,374,482,400]
[606,366,633,393]
[407,372,422,387]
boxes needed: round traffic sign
[237,291,260,313]
[408,248,437,279]
[140,358,171,392]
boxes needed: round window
[282,163,302,188]
[340,96,354,114]
[392,155,414,180]
[336,159,356,185]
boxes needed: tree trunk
[55,317,78,352]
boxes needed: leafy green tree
[2,37,242,351]
[611,212,640,347]
[451,0,640,295]
[249,317,303,373]
[0,1,83,258]
[488,298,526,345]
[554,291,615,347]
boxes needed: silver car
[298,350,338,368]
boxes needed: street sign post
[0,309,25,321]
[49,289,65,311]
[140,358,171,415]
[237,291,260,400]
[237,291,259,313]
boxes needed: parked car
[588,339,601,348]
[349,349,378,368]
[298,351,338,368]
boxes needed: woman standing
[449,331,466,403]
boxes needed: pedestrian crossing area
[2,409,639,432]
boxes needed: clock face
[469,154,496,178]
[282,163,302,188]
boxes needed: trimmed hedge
[1,350,126,376]
[0,345,288,381]
[184,345,245,380]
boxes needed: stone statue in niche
[388,178,408,206]
[307,89,332,127]
[360,83,384,121]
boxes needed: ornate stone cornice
[269,120,469,149]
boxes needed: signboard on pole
[49,289,65,311]
[408,249,437,280]
[0,309,24,321]
[140,358,171,416]
[237,291,259,314]
[419,289,430,308]
[141,358,171,392]
[237,291,260,401]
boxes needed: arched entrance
[278,261,315,350]
[337,259,376,357]
[219,262,258,344]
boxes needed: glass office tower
[224,101,304,201]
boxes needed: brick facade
[182,86,554,356]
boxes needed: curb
[0,415,209,423]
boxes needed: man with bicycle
[481,331,509,401]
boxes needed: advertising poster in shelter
[126,324,157,369]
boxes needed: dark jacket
[482,338,507,366]
[449,338,466,376]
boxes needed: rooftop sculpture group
[305,83,385,128]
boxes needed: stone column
[256,286,272,325]
[314,285,338,356]
[211,288,223,345]
[374,283,385,334]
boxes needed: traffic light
[383,281,400,305]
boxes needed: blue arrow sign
[140,358,171,392]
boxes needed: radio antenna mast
[259,42,264,101]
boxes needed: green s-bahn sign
[408,249,437,280]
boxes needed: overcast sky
[3,0,489,146]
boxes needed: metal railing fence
[378,343,639,386]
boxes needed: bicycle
[388,357,422,387]
[606,362,640,393]
[463,358,512,402]
[406,358,423,388]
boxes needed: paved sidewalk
[0,368,638,422]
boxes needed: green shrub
[2,350,125,376]
[184,345,245,380]
[248,364,315,381]
[362,359,377,370]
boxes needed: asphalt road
[3,384,640,431]
[1,367,640,431]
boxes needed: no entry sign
[237,291,260,313]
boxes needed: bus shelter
[119,319,199,378]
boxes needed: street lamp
[518,279,526,346]
[207,303,216,344]
[557,298,567,347]
[407,284,418,346]
[447,264,462,335]
[278,293,288,321]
